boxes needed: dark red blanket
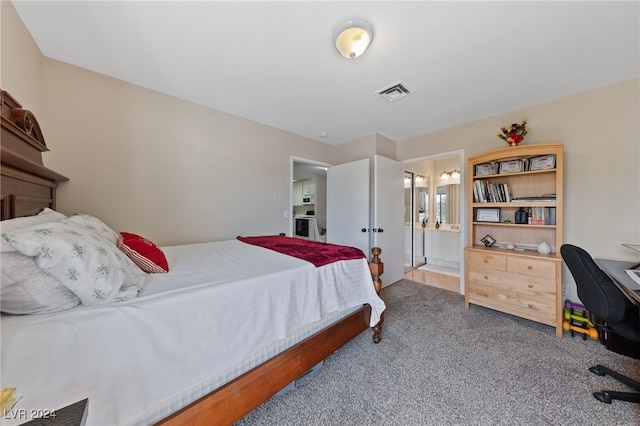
[237,235,365,267]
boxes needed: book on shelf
[545,207,556,225]
[472,179,512,203]
[529,207,556,225]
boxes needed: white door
[327,156,405,286]
[373,155,406,285]
[326,158,370,258]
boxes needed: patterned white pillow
[1,252,81,314]
[2,221,146,306]
[0,208,67,252]
[66,214,120,246]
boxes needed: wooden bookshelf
[465,143,564,337]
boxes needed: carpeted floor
[236,279,640,425]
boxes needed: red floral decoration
[498,119,530,146]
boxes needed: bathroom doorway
[403,150,465,294]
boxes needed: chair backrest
[560,244,628,323]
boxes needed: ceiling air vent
[376,81,410,103]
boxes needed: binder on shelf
[544,207,556,225]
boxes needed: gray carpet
[236,279,640,425]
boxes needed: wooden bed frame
[0,90,68,218]
[1,89,384,425]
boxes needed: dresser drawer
[468,270,556,295]
[466,281,558,326]
[507,256,556,280]
[467,251,507,272]
[467,271,556,325]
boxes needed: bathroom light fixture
[440,170,460,180]
[333,19,373,59]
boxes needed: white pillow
[0,208,67,252]
[2,220,146,306]
[1,252,80,314]
[66,214,119,246]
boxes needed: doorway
[291,158,328,242]
[403,150,465,294]
[292,155,406,286]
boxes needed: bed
[0,90,386,425]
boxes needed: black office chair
[560,244,640,404]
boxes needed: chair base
[589,364,640,404]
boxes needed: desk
[595,259,640,357]
[621,244,640,269]
[595,259,640,305]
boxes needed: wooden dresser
[466,248,561,334]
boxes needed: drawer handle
[528,304,533,308]
[528,284,533,289]
[528,265,533,270]
[484,259,489,263]
[484,275,489,280]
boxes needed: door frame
[403,149,467,295]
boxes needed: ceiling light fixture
[333,19,373,59]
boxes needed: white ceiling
[11,1,640,146]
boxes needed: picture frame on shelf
[475,162,498,176]
[529,154,556,171]
[498,159,525,174]
[476,208,500,223]
[481,234,496,247]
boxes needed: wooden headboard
[1,90,68,220]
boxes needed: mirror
[435,184,460,225]
[417,187,428,225]
[404,173,429,226]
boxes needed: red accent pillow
[117,232,169,273]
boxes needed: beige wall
[0,1,44,117]
[41,59,334,245]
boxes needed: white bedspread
[0,240,385,425]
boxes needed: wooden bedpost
[369,247,384,343]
